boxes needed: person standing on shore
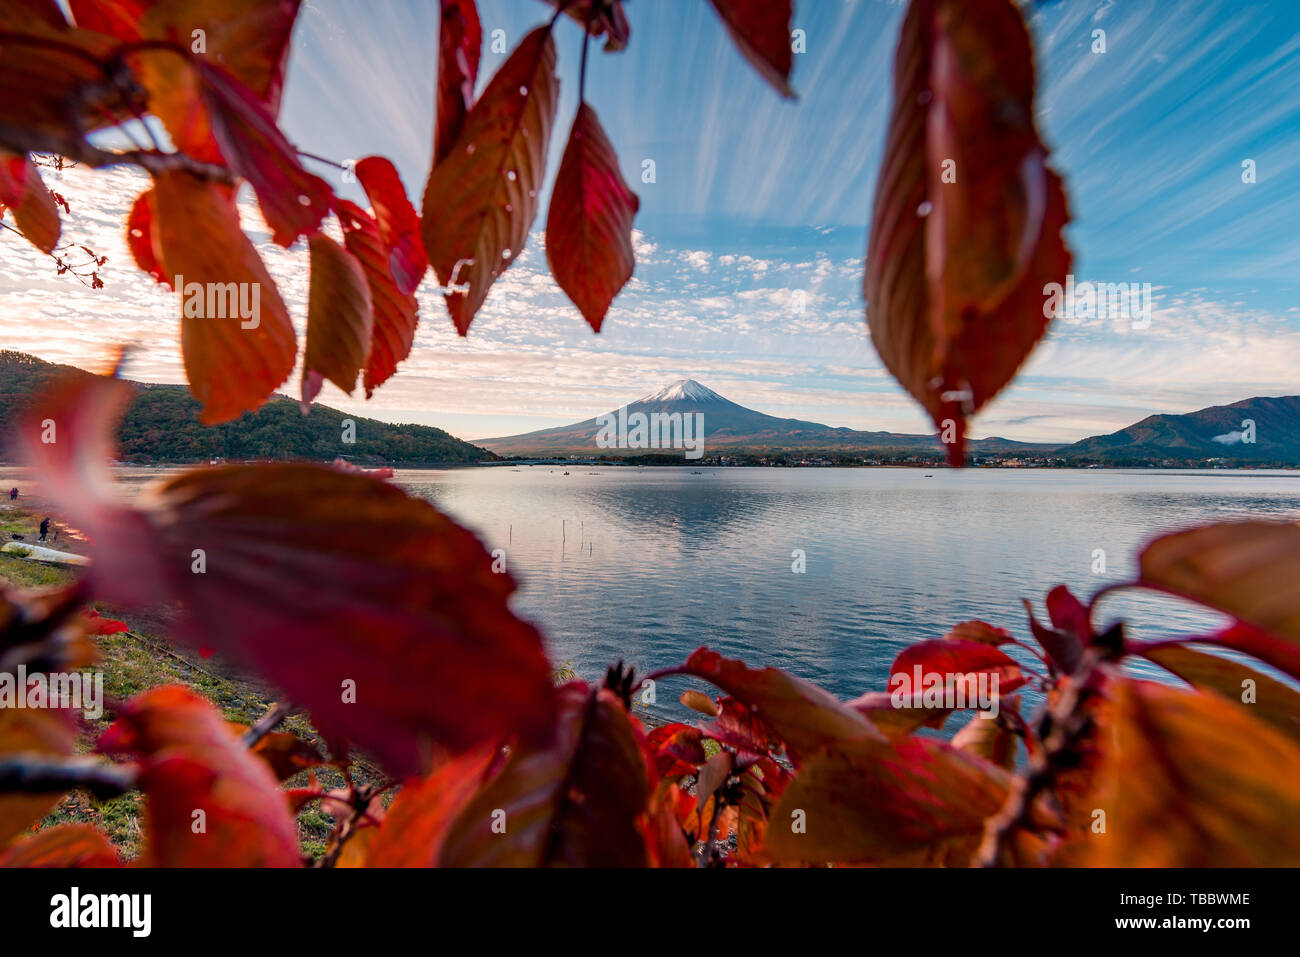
[7,488,15,501]
[38,517,50,542]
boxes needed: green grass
[1,512,387,864]
[31,625,390,863]
[0,508,77,589]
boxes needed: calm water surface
[389,466,1300,719]
[10,464,1300,723]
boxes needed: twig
[0,754,138,799]
[242,701,292,748]
[975,648,1103,866]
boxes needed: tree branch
[0,754,138,800]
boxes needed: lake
[8,464,1300,724]
[391,465,1300,720]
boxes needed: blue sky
[4,0,1299,442]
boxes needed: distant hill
[0,351,494,465]
[1060,396,1300,465]
[477,379,1054,458]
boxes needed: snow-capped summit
[637,379,726,404]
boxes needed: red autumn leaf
[545,103,639,332]
[66,0,150,38]
[0,20,126,157]
[1023,596,1084,677]
[1045,584,1092,640]
[421,26,560,335]
[11,0,70,29]
[302,232,374,406]
[84,608,128,634]
[355,156,428,295]
[699,695,784,758]
[198,62,333,246]
[541,0,631,53]
[644,722,707,781]
[764,735,1029,865]
[0,825,121,868]
[436,0,482,165]
[335,200,420,398]
[641,786,695,868]
[864,0,1071,466]
[889,637,1027,701]
[150,169,296,424]
[681,648,883,765]
[381,685,648,866]
[124,188,166,284]
[364,746,499,866]
[0,153,27,208]
[15,374,559,774]
[98,686,301,866]
[708,0,796,98]
[0,151,60,253]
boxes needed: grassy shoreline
[1,501,381,861]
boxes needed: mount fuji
[475,380,1046,458]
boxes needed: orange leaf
[421,26,559,335]
[679,689,718,716]
[365,747,498,866]
[150,169,296,424]
[1079,676,1300,866]
[864,0,1071,465]
[302,232,374,406]
[951,698,1020,770]
[545,103,638,332]
[764,735,1018,865]
[681,648,883,764]
[944,619,1013,646]
[98,686,301,866]
[121,0,301,112]
[0,824,121,868]
[1139,642,1300,745]
[335,200,420,398]
[0,20,125,157]
[0,708,77,848]
[709,0,796,98]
